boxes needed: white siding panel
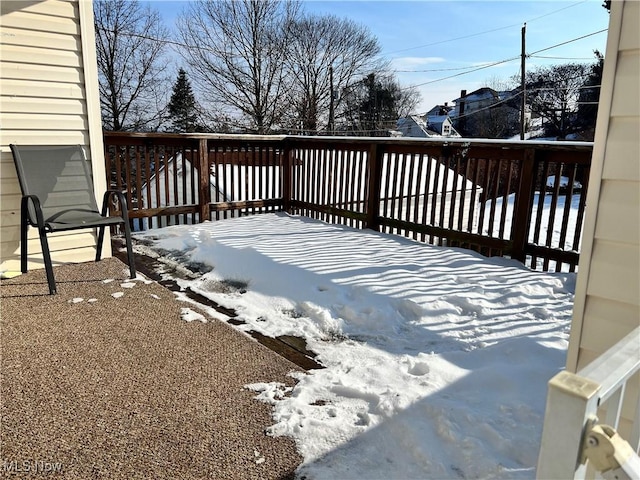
[1,10,79,35]
[1,131,89,145]
[0,0,77,19]
[0,210,20,229]
[579,295,640,353]
[1,228,96,249]
[0,177,21,196]
[2,113,89,131]
[0,62,83,84]
[1,96,86,115]
[593,179,640,244]
[587,239,640,306]
[618,1,639,50]
[610,51,640,118]
[1,26,80,51]
[0,45,82,68]
[1,245,99,275]
[574,348,600,372]
[601,116,640,181]
[0,156,18,181]
[1,78,84,99]
[1,192,22,213]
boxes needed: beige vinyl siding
[0,0,109,273]
[566,0,640,440]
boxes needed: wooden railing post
[197,138,210,223]
[281,139,292,213]
[511,147,536,263]
[365,142,383,231]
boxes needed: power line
[530,55,598,60]
[400,56,521,90]
[379,0,590,56]
[394,52,601,74]
[394,62,513,73]
[529,29,608,56]
[400,29,606,92]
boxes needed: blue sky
[148,0,609,112]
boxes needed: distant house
[451,87,525,138]
[396,113,460,138]
[425,103,454,117]
[452,87,502,117]
[426,115,459,137]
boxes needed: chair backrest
[10,145,100,224]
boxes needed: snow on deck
[133,213,575,479]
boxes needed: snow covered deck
[129,212,577,479]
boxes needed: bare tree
[339,73,421,136]
[94,0,170,131]
[283,14,381,134]
[178,0,299,134]
[524,63,589,139]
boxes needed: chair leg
[20,212,28,274]
[96,225,106,262]
[38,229,56,295]
[122,222,136,279]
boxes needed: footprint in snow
[180,308,206,323]
[407,362,430,376]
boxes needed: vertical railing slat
[510,149,536,264]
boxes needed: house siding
[0,0,109,273]
[565,0,639,438]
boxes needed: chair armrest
[21,194,46,228]
[101,190,131,223]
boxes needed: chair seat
[44,209,125,232]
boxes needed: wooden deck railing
[103,132,593,272]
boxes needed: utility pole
[520,23,526,140]
[328,65,335,135]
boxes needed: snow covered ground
[133,213,576,479]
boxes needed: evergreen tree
[167,68,201,132]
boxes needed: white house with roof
[396,114,460,138]
[450,87,526,138]
[452,87,503,117]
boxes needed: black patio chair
[10,144,136,294]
